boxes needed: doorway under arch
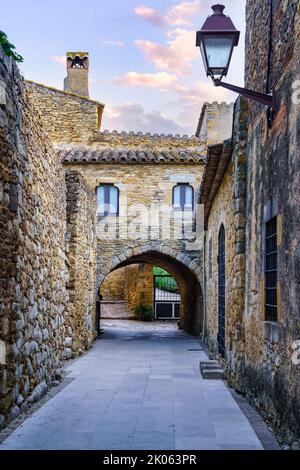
[98,250,203,336]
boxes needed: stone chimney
[64,52,89,98]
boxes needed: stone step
[200,360,220,369]
[200,361,224,380]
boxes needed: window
[265,216,278,321]
[97,184,119,216]
[218,224,226,359]
[172,184,194,211]
[208,238,213,279]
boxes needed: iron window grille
[265,216,278,321]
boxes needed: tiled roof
[91,130,204,150]
[58,146,206,164]
[97,130,199,141]
[198,139,232,228]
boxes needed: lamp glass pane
[204,36,233,70]
[200,41,208,72]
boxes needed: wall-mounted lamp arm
[213,78,275,110]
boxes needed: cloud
[113,70,232,108]
[102,77,233,135]
[133,6,166,27]
[168,80,233,134]
[107,75,233,135]
[49,55,65,66]
[135,28,199,75]
[102,102,188,134]
[102,39,124,47]
[113,71,178,90]
[174,80,232,106]
[134,1,201,27]
[167,1,201,25]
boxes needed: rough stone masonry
[0,49,68,426]
[0,50,100,429]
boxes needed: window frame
[172,183,194,212]
[96,184,119,217]
[265,216,278,322]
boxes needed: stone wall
[101,264,153,310]
[100,301,133,320]
[204,98,248,382]
[125,264,153,311]
[0,50,68,428]
[241,0,300,444]
[26,81,104,144]
[101,268,126,301]
[65,170,97,354]
[196,102,234,145]
[245,0,299,125]
[205,164,235,352]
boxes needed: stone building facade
[200,97,248,378]
[242,0,300,444]
[0,47,234,428]
[196,101,234,145]
[200,0,300,445]
[59,138,206,334]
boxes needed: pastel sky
[1,0,246,135]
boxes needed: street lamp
[196,4,275,109]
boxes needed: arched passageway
[99,250,203,336]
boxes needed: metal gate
[154,275,180,320]
[218,224,226,358]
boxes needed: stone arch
[98,244,203,335]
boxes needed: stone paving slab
[0,320,268,450]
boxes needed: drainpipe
[266,0,274,126]
[266,0,274,96]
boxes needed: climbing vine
[0,31,23,62]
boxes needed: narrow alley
[0,321,277,451]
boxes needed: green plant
[0,31,23,62]
[153,267,179,293]
[133,304,153,322]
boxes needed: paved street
[0,321,264,450]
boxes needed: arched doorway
[218,224,226,358]
[98,250,203,336]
